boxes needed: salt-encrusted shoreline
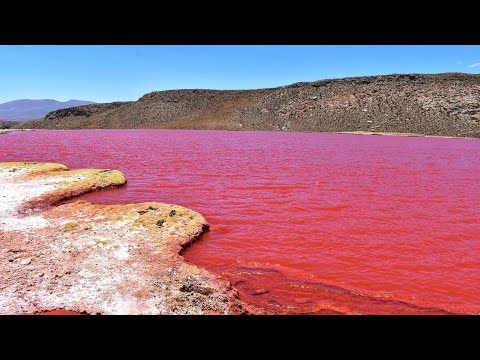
[0,162,251,314]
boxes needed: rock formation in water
[20,73,480,137]
[0,162,248,314]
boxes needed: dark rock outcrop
[0,120,20,129]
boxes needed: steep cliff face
[21,73,480,137]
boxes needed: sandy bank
[0,162,248,314]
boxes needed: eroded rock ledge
[0,162,247,314]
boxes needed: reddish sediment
[34,309,85,315]
[0,162,251,315]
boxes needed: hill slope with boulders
[21,73,480,137]
[0,120,20,129]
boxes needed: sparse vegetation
[95,239,109,245]
[0,120,21,130]
[0,162,68,173]
[53,168,126,190]
[60,222,79,232]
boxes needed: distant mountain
[0,99,95,121]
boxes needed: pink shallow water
[1,130,479,314]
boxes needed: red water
[35,310,84,315]
[1,130,479,314]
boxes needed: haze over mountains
[0,99,95,121]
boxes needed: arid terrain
[0,120,20,129]
[0,162,252,315]
[21,73,480,137]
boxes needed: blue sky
[0,45,479,103]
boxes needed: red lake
[1,130,479,314]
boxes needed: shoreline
[3,127,478,139]
[0,162,254,315]
[333,131,478,139]
[0,129,35,134]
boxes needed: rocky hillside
[21,73,480,137]
[0,120,20,129]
